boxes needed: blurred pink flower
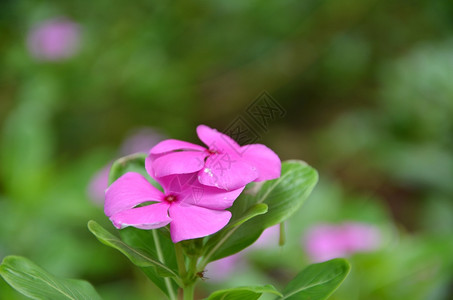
[205,253,243,282]
[120,128,166,156]
[304,222,381,262]
[204,225,280,282]
[88,165,111,205]
[88,128,165,204]
[27,18,80,61]
[149,125,281,190]
[251,224,281,249]
[105,172,244,243]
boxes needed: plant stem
[188,256,198,277]
[152,230,177,300]
[279,222,286,246]
[183,283,195,300]
[175,243,187,279]
[175,243,199,300]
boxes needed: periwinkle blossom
[105,172,244,243]
[304,222,381,262]
[27,18,80,61]
[148,125,281,191]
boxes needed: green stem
[188,256,198,277]
[152,230,177,300]
[183,283,195,300]
[175,243,199,300]
[279,222,286,246]
[175,243,187,279]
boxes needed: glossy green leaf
[254,160,318,227]
[201,160,318,263]
[205,284,282,300]
[119,227,179,298]
[0,256,102,300]
[228,203,268,228]
[279,258,350,300]
[88,220,181,284]
[108,153,147,185]
[107,153,163,194]
[200,202,267,266]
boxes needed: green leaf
[119,227,179,298]
[107,153,163,192]
[0,256,102,300]
[280,258,350,300]
[108,153,158,184]
[205,284,282,300]
[87,220,181,284]
[201,160,318,263]
[228,203,269,228]
[200,202,268,266]
[254,160,318,227]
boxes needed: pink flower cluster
[304,222,382,262]
[104,125,281,243]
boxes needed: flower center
[164,194,177,203]
[207,148,219,155]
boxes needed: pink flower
[105,172,244,243]
[27,18,80,61]
[88,127,166,204]
[148,125,281,191]
[304,222,381,262]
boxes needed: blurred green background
[1,0,453,299]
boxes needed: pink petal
[198,155,258,190]
[168,203,232,243]
[110,202,171,230]
[149,151,208,178]
[240,144,281,181]
[156,173,244,209]
[150,139,205,154]
[196,125,241,155]
[156,173,200,194]
[182,181,245,210]
[105,172,164,217]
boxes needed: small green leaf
[87,220,181,283]
[280,258,350,300]
[228,203,268,228]
[0,256,102,300]
[206,284,282,300]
